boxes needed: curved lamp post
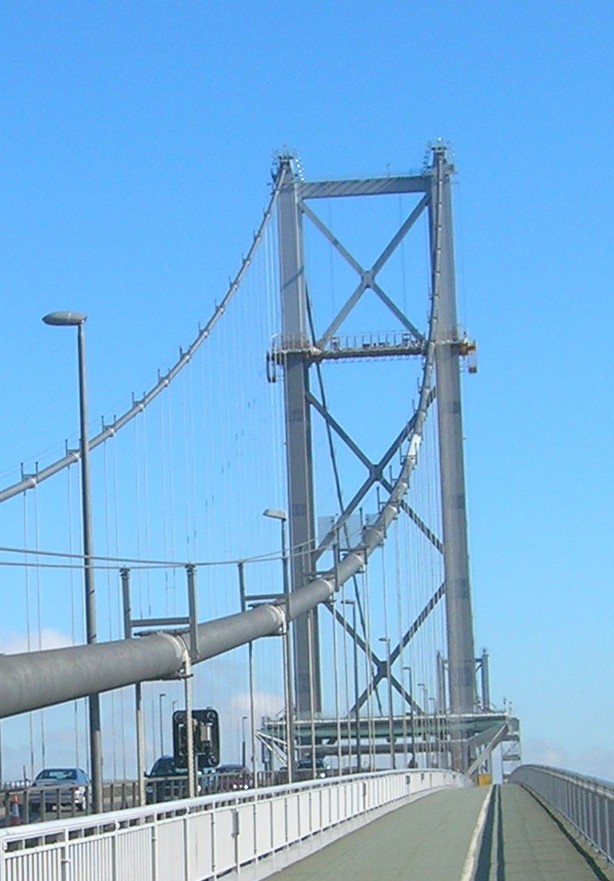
[379,636,395,769]
[241,715,247,767]
[42,311,103,813]
[403,665,417,767]
[418,682,429,767]
[263,508,295,782]
[341,599,361,772]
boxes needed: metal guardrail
[1,770,346,824]
[2,781,140,825]
[510,764,614,865]
[0,769,466,881]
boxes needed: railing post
[599,788,606,857]
[183,812,190,881]
[151,822,158,881]
[210,810,217,880]
[252,795,258,866]
[232,808,240,872]
[60,827,70,881]
[605,793,612,863]
[112,819,118,881]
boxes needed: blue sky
[1,1,613,780]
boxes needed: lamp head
[263,508,287,521]
[42,311,87,326]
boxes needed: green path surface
[496,783,614,880]
[269,786,488,881]
[269,783,614,880]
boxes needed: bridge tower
[274,145,478,758]
[276,155,322,716]
[429,145,477,716]
[275,144,476,767]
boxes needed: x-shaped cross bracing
[299,192,444,716]
[299,195,428,348]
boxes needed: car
[145,756,208,803]
[274,765,289,785]
[210,764,253,792]
[295,757,330,780]
[145,756,190,803]
[29,767,90,812]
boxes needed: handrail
[511,764,614,865]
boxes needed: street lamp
[379,637,396,769]
[418,682,429,767]
[42,311,103,813]
[241,715,247,767]
[159,693,167,756]
[341,599,361,772]
[429,697,437,767]
[403,665,417,767]
[263,508,295,782]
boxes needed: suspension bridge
[0,145,611,880]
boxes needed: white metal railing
[511,764,614,865]
[0,769,466,881]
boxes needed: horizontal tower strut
[298,176,429,199]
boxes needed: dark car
[210,764,253,792]
[29,767,90,812]
[145,756,202,803]
[295,757,330,780]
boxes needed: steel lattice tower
[275,146,477,751]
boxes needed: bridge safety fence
[511,764,614,866]
[2,780,142,825]
[1,769,354,824]
[0,768,465,881]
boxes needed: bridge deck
[269,784,614,880]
